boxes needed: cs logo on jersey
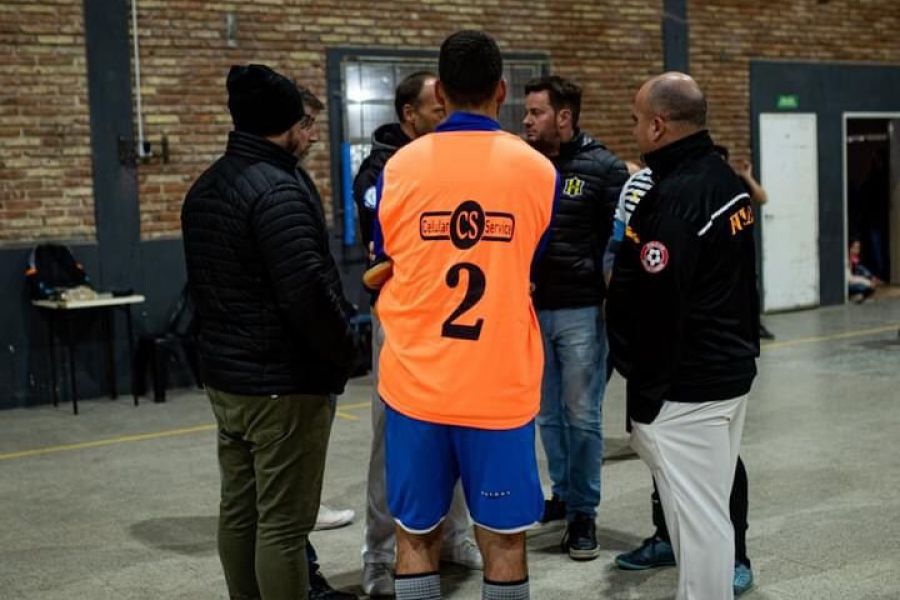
[450,200,486,249]
[640,240,669,274]
[563,176,585,197]
[420,201,515,246]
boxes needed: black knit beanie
[227,64,305,136]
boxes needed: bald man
[607,73,760,600]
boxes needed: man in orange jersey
[353,72,484,598]
[369,30,559,600]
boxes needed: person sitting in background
[848,238,880,303]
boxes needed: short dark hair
[648,77,707,127]
[524,75,582,127]
[394,71,436,121]
[438,30,503,108]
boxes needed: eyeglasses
[299,115,317,130]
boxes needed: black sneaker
[759,323,775,340]
[309,569,358,600]
[561,512,600,560]
[540,494,567,523]
[614,535,676,570]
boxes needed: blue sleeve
[603,204,627,279]
[531,171,561,274]
[612,215,626,243]
[371,172,386,261]
[602,237,621,280]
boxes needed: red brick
[3,0,899,244]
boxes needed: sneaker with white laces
[440,537,483,570]
[362,562,394,597]
[314,504,356,531]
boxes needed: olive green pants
[207,387,332,600]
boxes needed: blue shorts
[384,402,544,534]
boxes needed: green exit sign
[777,94,799,110]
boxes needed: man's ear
[495,79,507,107]
[557,107,573,130]
[435,80,447,108]
[401,103,415,125]
[652,115,667,143]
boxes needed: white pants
[630,394,748,600]
[362,312,472,564]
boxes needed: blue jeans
[537,306,607,519]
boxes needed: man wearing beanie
[182,64,357,600]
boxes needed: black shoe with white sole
[561,512,600,561]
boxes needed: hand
[363,260,393,291]
[735,159,753,179]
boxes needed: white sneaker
[313,504,355,531]
[440,537,483,570]
[362,561,394,596]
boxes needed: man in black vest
[523,75,628,561]
[182,64,356,600]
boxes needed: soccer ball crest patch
[640,241,669,274]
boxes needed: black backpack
[25,243,90,300]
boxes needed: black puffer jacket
[181,131,355,396]
[532,130,629,310]
[296,165,349,308]
[352,123,412,247]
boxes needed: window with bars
[326,48,548,256]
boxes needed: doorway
[844,114,900,301]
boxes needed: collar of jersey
[436,111,501,133]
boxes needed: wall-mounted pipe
[131,0,148,158]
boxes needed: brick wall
[0,0,94,244]
[690,0,900,163]
[3,0,900,243]
[131,0,662,238]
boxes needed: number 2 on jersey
[441,262,485,341]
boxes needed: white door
[760,113,820,311]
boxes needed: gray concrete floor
[1,298,899,600]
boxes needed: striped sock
[395,571,441,599]
[482,577,529,600]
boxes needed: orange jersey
[375,113,558,429]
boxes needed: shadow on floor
[604,435,640,463]
[130,516,218,556]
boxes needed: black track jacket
[607,130,760,425]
